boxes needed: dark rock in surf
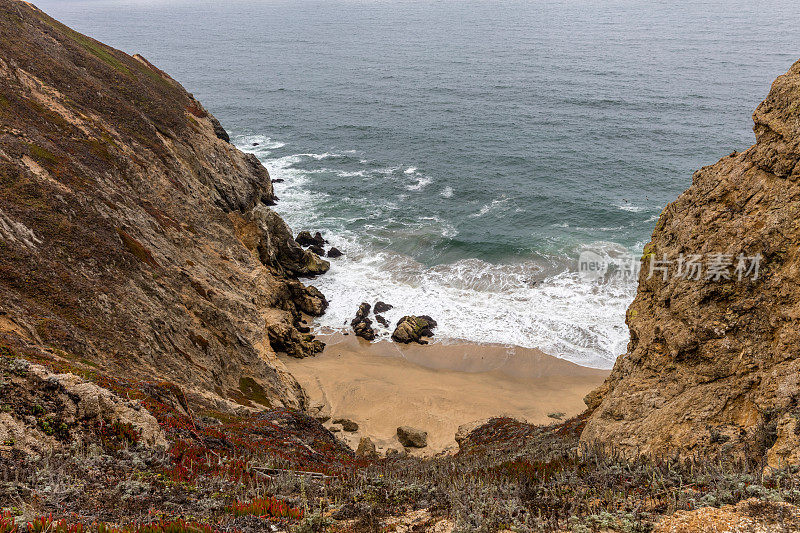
[296,231,327,249]
[375,315,389,327]
[327,247,343,258]
[309,245,326,256]
[313,232,328,246]
[391,316,437,345]
[296,231,316,247]
[351,302,376,341]
[374,301,393,314]
[353,302,371,321]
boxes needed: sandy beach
[282,334,609,456]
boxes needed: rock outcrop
[653,499,800,533]
[0,0,328,412]
[0,357,167,455]
[581,60,800,468]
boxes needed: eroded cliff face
[0,0,329,411]
[581,60,800,469]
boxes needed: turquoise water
[39,0,800,367]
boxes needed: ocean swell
[237,135,636,369]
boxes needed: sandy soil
[281,334,609,456]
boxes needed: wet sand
[281,334,609,456]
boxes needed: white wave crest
[234,137,633,369]
[406,176,432,191]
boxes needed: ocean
[37,0,800,368]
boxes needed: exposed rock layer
[581,60,800,468]
[0,0,328,411]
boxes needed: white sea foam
[406,176,432,191]
[616,203,645,212]
[440,186,454,198]
[470,196,509,218]
[235,134,286,150]
[236,138,634,369]
[404,167,418,174]
[309,246,633,369]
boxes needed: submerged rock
[397,426,427,448]
[391,316,437,344]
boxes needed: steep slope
[0,0,330,412]
[581,60,800,469]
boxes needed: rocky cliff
[581,60,800,469]
[0,0,330,412]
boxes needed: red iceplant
[0,514,227,533]
[227,496,304,520]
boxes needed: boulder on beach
[391,315,437,344]
[356,436,378,458]
[333,418,359,432]
[327,247,343,258]
[353,319,376,341]
[397,426,428,448]
[351,302,377,341]
[374,301,393,314]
